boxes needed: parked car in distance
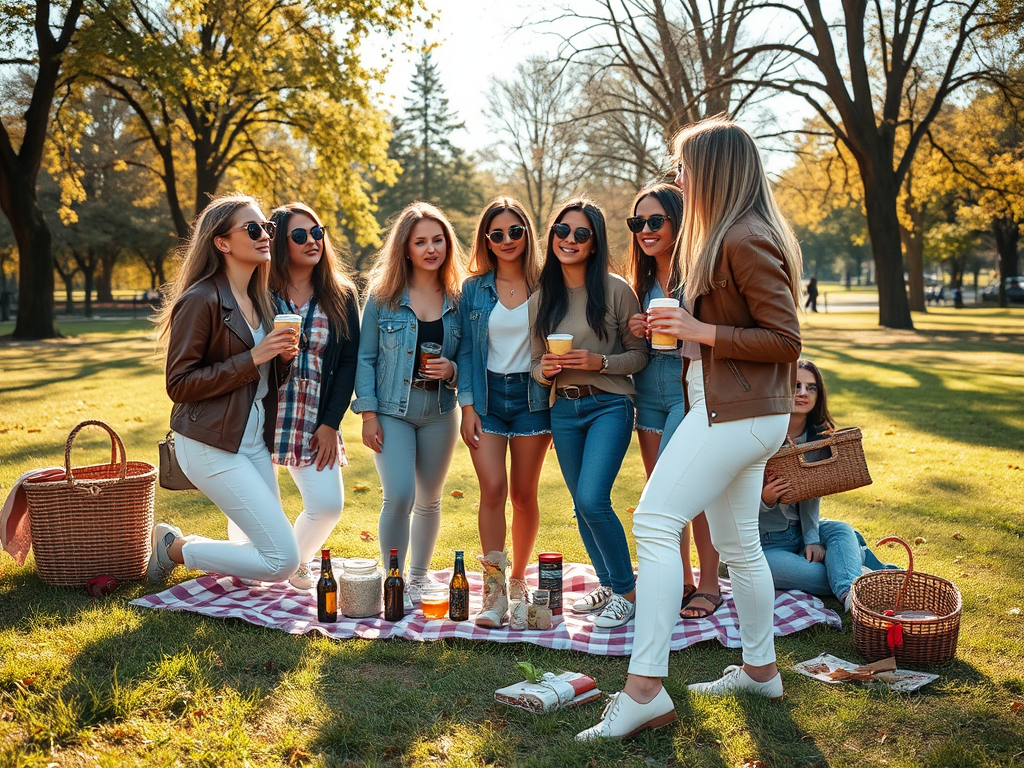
[980,277,1024,305]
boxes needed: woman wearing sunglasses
[529,198,648,629]
[456,197,550,627]
[353,202,466,610]
[149,195,302,584]
[625,183,722,620]
[578,117,802,740]
[266,203,361,589]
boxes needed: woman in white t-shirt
[456,197,551,628]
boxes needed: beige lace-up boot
[474,550,509,628]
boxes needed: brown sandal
[680,583,697,609]
[680,592,723,619]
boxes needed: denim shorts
[479,371,551,438]
[634,352,686,434]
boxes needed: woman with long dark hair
[267,202,360,589]
[579,117,802,739]
[529,197,648,629]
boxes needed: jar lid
[343,557,378,574]
[538,552,562,562]
[532,589,550,606]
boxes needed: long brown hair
[156,195,274,347]
[626,183,685,304]
[468,196,540,290]
[673,116,802,306]
[365,202,466,307]
[269,202,358,338]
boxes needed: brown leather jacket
[684,217,802,425]
[166,271,288,453]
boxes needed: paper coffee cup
[546,334,573,355]
[647,298,680,350]
[273,313,302,332]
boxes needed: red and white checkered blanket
[130,562,841,655]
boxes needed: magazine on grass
[494,671,602,713]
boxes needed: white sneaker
[593,593,635,628]
[147,522,183,582]
[575,688,677,741]
[407,575,428,604]
[403,590,414,614]
[572,585,613,614]
[688,665,783,700]
[289,563,313,590]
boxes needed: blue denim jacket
[352,291,461,416]
[456,272,549,415]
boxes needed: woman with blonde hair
[352,202,466,609]
[267,202,361,589]
[456,196,551,627]
[149,195,301,584]
[579,117,802,740]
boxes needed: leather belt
[555,384,607,400]
[411,379,440,391]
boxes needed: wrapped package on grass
[495,665,601,713]
[793,653,939,692]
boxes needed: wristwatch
[600,354,609,372]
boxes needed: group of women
[150,116,889,741]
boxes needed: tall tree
[0,0,85,339]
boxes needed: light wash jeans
[550,392,636,595]
[374,387,459,578]
[175,402,300,581]
[629,361,788,677]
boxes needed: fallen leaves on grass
[359,531,377,542]
[952,531,964,540]
[450,490,464,498]
[626,506,636,513]
[1010,701,1022,712]
[1007,608,1021,615]
[1008,464,1021,470]
[352,484,371,491]
[741,759,767,768]
[877,730,888,744]
[914,537,927,545]
[285,747,312,767]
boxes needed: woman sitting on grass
[759,359,896,610]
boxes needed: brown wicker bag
[23,420,156,586]
[764,427,872,504]
[851,537,962,665]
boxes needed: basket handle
[797,448,838,468]
[64,420,127,486]
[876,536,913,612]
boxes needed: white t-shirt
[251,322,270,402]
[487,301,532,374]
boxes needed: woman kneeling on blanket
[759,359,896,610]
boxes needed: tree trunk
[6,186,59,338]
[992,216,1021,308]
[862,174,913,328]
[901,226,926,313]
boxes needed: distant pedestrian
[804,276,819,312]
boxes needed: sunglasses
[486,225,526,244]
[224,221,276,240]
[626,214,668,234]
[289,225,326,245]
[551,223,593,243]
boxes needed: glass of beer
[545,334,573,355]
[647,298,680,350]
[419,342,442,377]
[420,583,449,620]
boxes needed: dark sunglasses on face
[289,225,326,245]
[551,223,593,243]
[225,221,276,240]
[486,225,526,244]
[626,214,668,234]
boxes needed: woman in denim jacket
[456,197,551,628]
[352,202,465,608]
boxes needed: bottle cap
[390,547,398,556]
[321,549,331,558]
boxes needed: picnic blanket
[130,562,841,655]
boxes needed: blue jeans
[550,393,636,595]
[761,518,866,601]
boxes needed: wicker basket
[24,420,156,586]
[850,537,962,665]
[764,427,872,504]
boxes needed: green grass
[1,308,1023,767]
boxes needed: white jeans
[286,461,344,565]
[175,402,300,582]
[629,361,788,677]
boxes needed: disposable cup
[546,334,573,355]
[647,298,680,350]
[273,313,302,332]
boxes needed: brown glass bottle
[383,547,405,621]
[448,550,469,621]
[317,549,338,623]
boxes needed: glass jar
[338,557,383,618]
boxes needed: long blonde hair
[674,116,802,305]
[468,196,540,290]
[365,202,466,307]
[156,195,274,347]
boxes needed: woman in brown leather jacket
[579,117,803,740]
[148,195,301,584]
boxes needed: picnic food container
[24,420,156,586]
[850,537,962,665]
[338,557,383,618]
[765,427,872,504]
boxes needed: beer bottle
[449,550,469,621]
[383,547,405,621]
[316,549,338,623]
